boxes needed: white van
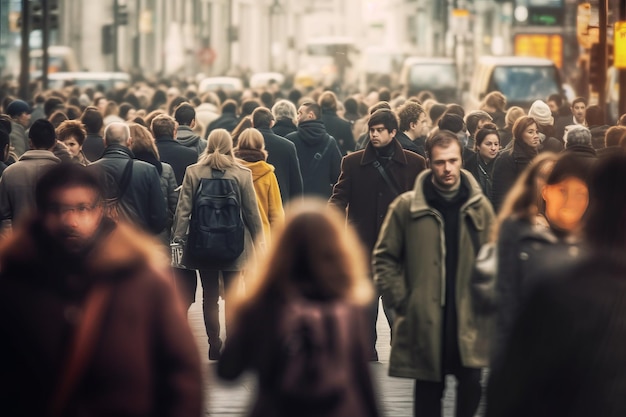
[465,56,564,111]
[399,57,460,102]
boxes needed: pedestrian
[465,110,493,151]
[5,99,31,157]
[56,119,90,165]
[286,101,342,199]
[464,122,500,202]
[330,108,426,361]
[128,122,178,247]
[0,119,60,234]
[319,91,356,155]
[80,106,105,162]
[492,116,540,212]
[373,130,496,417]
[231,116,253,147]
[218,198,381,417]
[88,122,167,235]
[172,128,264,361]
[205,99,240,138]
[480,91,507,129]
[151,114,198,186]
[527,99,563,152]
[271,99,298,138]
[585,105,610,150]
[498,106,524,150]
[251,107,303,204]
[174,103,208,155]
[485,152,626,417]
[0,163,203,417]
[563,125,597,159]
[234,127,284,243]
[554,96,587,141]
[597,125,626,158]
[395,101,428,156]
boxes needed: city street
[188,291,485,416]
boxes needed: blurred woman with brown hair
[234,128,284,243]
[218,199,380,417]
[56,119,89,165]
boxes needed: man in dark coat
[330,108,426,360]
[270,99,298,138]
[80,106,105,162]
[286,102,342,199]
[486,153,626,417]
[251,107,303,204]
[151,114,198,186]
[0,163,203,417]
[89,122,166,235]
[319,91,356,155]
[396,101,428,157]
[204,99,240,138]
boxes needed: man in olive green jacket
[373,130,495,417]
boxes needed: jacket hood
[296,120,328,146]
[176,125,201,147]
[239,160,274,181]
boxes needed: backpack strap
[372,160,400,196]
[309,135,333,172]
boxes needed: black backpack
[183,169,245,268]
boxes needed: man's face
[16,112,31,128]
[411,112,428,137]
[428,142,462,190]
[42,186,104,254]
[572,102,586,123]
[369,123,396,148]
[547,100,559,114]
[296,106,312,124]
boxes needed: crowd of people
[1,77,626,416]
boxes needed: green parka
[373,169,495,382]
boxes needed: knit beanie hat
[438,113,465,134]
[528,100,554,126]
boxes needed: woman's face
[478,133,500,162]
[521,123,540,149]
[62,136,82,157]
[542,177,589,232]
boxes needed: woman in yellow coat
[234,128,284,242]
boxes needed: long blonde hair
[198,128,235,170]
[230,198,373,321]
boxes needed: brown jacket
[0,219,203,417]
[329,138,426,261]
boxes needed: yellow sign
[615,21,626,69]
[515,34,563,69]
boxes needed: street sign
[450,9,470,36]
[615,21,626,69]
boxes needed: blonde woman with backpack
[172,128,264,361]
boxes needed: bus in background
[295,36,360,91]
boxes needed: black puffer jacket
[286,120,342,199]
[89,145,167,234]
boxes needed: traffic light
[30,1,43,30]
[49,0,59,30]
[117,4,128,26]
[589,43,601,92]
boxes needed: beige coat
[373,170,495,381]
[172,162,265,271]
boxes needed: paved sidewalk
[188,295,484,416]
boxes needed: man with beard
[374,130,495,417]
[0,163,203,417]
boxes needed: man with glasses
[0,163,203,416]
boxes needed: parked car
[249,72,285,89]
[464,56,564,111]
[47,71,131,92]
[399,56,460,103]
[198,76,243,93]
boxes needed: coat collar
[409,169,487,220]
[360,138,408,166]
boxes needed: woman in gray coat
[172,128,264,360]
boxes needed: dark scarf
[133,150,163,175]
[234,148,267,163]
[374,141,396,166]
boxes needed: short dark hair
[547,93,563,107]
[585,105,604,126]
[300,102,321,119]
[36,163,104,212]
[605,126,626,147]
[425,129,462,160]
[29,119,57,149]
[368,109,398,133]
[251,107,275,129]
[150,114,177,137]
[221,99,238,114]
[240,99,262,117]
[571,96,587,107]
[80,106,103,134]
[174,103,196,126]
[465,110,493,136]
[397,102,424,132]
[44,97,65,118]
